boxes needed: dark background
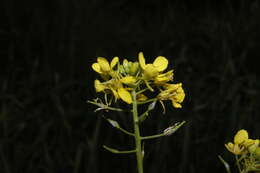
[0,0,259,173]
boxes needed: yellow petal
[176,87,185,102]
[118,88,132,104]
[154,70,174,84]
[177,92,185,103]
[153,56,168,72]
[172,100,182,108]
[234,129,248,144]
[94,80,106,92]
[120,76,136,85]
[155,76,168,83]
[110,57,119,69]
[111,88,119,99]
[97,57,110,72]
[144,64,159,79]
[138,52,146,70]
[233,144,245,155]
[244,139,255,147]
[157,90,168,100]
[225,142,234,153]
[92,63,102,73]
[171,93,185,108]
[164,83,180,90]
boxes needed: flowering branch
[89,52,186,173]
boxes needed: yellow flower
[225,129,249,155]
[138,52,168,79]
[92,57,119,76]
[157,83,185,108]
[106,79,133,104]
[93,78,132,104]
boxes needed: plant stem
[87,100,125,112]
[103,145,137,154]
[132,90,144,173]
[141,133,165,140]
[236,155,242,173]
[117,126,135,136]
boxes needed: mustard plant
[88,52,186,173]
[219,129,260,173]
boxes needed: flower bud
[248,139,259,154]
[129,62,139,76]
[123,59,130,74]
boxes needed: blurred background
[0,0,259,172]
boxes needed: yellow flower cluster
[92,52,185,108]
[225,129,260,157]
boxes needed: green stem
[117,126,135,136]
[136,88,149,95]
[103,145,136,154]
[87,100,125,112]
[236,155,242,173]
[141,133,165,140]
[132,90,144,173]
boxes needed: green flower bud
[129,62,139,76]
[248,139,259,154]
[123,59,130,74]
